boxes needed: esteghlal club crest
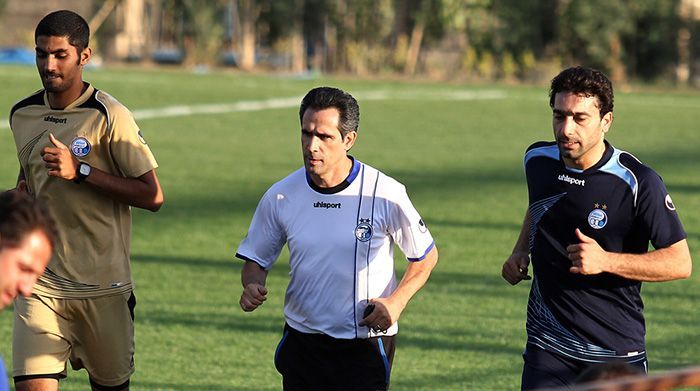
[587,208,608,229]
[70,137,91,157]
[355,218,373,242]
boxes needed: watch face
[79,164,91,176]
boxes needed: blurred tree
[101,0,693,82]
[557,0,634,83]
[623,0,680,81]
[491,0,556,77]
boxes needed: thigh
[12,295,70,379]
[70,292,136,387]
[521,346,581,390]
[339,336,395,391]
[275,325,331,391]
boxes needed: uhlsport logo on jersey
[558,174,585,187]
[70,137,91,157]
[587,207,608,229]
[355,218,373,242]
[664,194,676,211]
[44,115,67,124]
[314,201,341,209]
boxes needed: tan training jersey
[10,84,158,299]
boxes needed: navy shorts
[521,345,647,390]
[274,323,395,391]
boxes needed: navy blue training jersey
[523,140,686,363]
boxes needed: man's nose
[559,116,576,136]
[307,136,320,151]
[44,55,58,72]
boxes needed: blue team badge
[355,219,373,242]
[70,137,91,157]
[587,208,608,229]
[665,194,676,211]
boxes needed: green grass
[0,64,698,390]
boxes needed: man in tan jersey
[9,10,164,391]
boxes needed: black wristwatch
[74,162,92,184]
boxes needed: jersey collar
[563,140,614,174]
[306,156,361,194]
[42,82,94,110]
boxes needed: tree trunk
[404,20,424,76]
[606,34,626,84]
[290,0,306,74]
[238,0,258,71]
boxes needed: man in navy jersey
[236,87,438,390]
[502,66,692,390]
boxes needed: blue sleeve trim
[407,241,435,262]
[234,253,267,270]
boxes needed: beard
[41,74,71,93]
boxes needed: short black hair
[0,191,56,251]
[299,87,360,138]
[35,10,90,53]
[549,66,614,117]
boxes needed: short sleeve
[387,185,435,262]
[636,172,686,249]
[109,103,158,178]
[235,189,287,269]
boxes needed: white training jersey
[236,158,435,339]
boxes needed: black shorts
[274,323,395,391]
[521,345,647,390]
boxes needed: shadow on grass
[423,269,528,298]
[133,253,236,270]
[428,217,521,231]
[139,308,284,335]
[131,253,292,281]
[129,381,276,391]
[389,166,522,197]
[397,331,523,356]
[390,360,518,389]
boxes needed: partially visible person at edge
[502,65,692,390]
[0,191,56,391]
[236,86,438,390]
[9,10,163,391]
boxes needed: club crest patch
[355,219,373,242]
[665,194,676,211]
[70,137,91,157]
[587,208,608,229]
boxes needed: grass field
[0,64,698,390]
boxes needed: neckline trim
[306,156,361,194]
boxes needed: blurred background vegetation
[0,0,699,86]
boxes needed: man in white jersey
[236,87,438,390]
